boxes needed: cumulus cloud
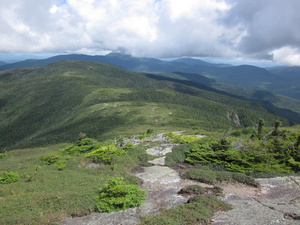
[271,47,300,66]
[0,0,300,65]
[222,0,300,65]
[0,0,234,57]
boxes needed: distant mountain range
[0,60,296,150]
[1,53,299,100]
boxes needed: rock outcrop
[212,176,300,225]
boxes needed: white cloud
[0,0,300,65]
[223,0,300,65]
[271,47,300,66]
[0,0,233,57]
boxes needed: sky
[0,0,300,66]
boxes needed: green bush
[182,169,217,184]
[165,144,191,167]
[231,172,258,187]
[184,130,300,174]
[121,143,135,152]
[41,154,61,165]
[182,168,257,186]
[146,129,154,135]
[86,143,126,164]
[64,138,98,155]
[0,171,19,184]
[54,160,67,171]
[96,177,147,212]
[76,138,96,146]
[0,152,7,159]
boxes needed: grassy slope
[0,61,289,150]
[0,142,148,224]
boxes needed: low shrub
[86,143,126,164]
[0,171,19,184]
[182,168,257,186]
[96,177,147,212]
[54,160,67,171]
[185,133,300,174]
[137,152,153,167]
[182,169,217,184]
[231,172,258,186]
[121,143,135,152]
[179,185,206,195]
[165,144,191,167]
[41,154,61,165]
[64,138,98,155]
[0,152,7,159]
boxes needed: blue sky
[0,0,300,66]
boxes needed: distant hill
[1,53,300,100]
[0,61,6,66]
[271,66,300,81]
[165,71,300,113]
[171,58,230,67]
[0,61,290,150]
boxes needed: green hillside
[159,71,300,122]
[0,61,290,151]
[2,53,300,101]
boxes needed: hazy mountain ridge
[0,61,7,66]
[0,60,290,150]
[171,58,230,67]
[270,66,300,81]
[1,53,299,101]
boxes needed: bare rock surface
[212,176,300,225]
[148,156,165,166]
[135,165,180,183]
[146,144,177,157]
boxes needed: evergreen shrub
[86,143,126,164]
[0,171,19,184]
[41,154,61,165]
[96,177,146,212]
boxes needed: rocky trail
[61,140,300,225]
[61,142,210,225]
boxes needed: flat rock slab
[146,144,177,157]
[148,156,166,166]
[135,166,181,183]
[212,176,300,225]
